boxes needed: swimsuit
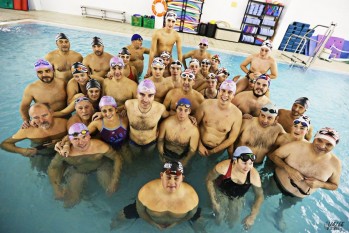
[215,159,251,199]
[100,116,128,149]
[273,172,298,198]
[127,66,137,83]
[163,146,189,160]
[203,88,218,99]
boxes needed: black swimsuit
[215,159,251,199]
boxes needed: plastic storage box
[131,15,143,27]
[143,16,155,29]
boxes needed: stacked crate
[278,22,314,54]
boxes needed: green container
[0,0,13,9]
[143,17,155,29]
[131,15,143,27]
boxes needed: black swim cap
[55,33,69,41]
[71,62,88,75]
[294,97,310,109]
[91,36,103,46]
[118,47,131,55]
[86,79,101,90]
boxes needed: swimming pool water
[0,22,348,233]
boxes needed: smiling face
[312,138,334,154]
[110,65,124,79]
[218,88,234,105]
[87,88,100,102]
[70,133,91,151]
[36,68,54,83]
[160,171,183,193]
[75,100,94,121]
[291,123,308,140]
[29,105,53,130]
[291,103,306,117]
[92,44,104,56]
[73,72,89,85]
[235,158,254,174]
[253,79,269,97]
[100,105,116,120]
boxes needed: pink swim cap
[99,96,117,109]
[137,79,156,94]
[219,80,236,94]
[34,59,53,71]
[110,56,124,67]
[68,123,89,139]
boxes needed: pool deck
[1,9,348,74]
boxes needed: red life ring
[152,0,167,17]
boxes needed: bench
[81,5,126,23]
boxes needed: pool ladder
[281,22,337,70]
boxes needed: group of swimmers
[0,10,342,231]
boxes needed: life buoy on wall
[152,0,167,17]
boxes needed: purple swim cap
[34,59,53,71]
[99,96,117,109]
[220,80,236,94]
[137,79,156,94]
[68,123,89,139]
[110,56,124,67]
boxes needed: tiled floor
[1,9,348,74]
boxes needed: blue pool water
[0,22,348,233]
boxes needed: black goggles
[238,153,256,162]
[164,169,182,176]
[293,120,308,127]
[171,61,182,66]
[261,107,277,114]
[201,61,211,65]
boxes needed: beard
[94,51,103,56]
[253,88,266,97]
[40,76,54,83]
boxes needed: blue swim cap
[131,34,143,41]
[176,98,191,108]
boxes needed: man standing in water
[48,123,123,208]
[126,34,150,78]
[20,59,67,128]
[111,161,199,230]
[45,33,83,82]
[236,40,277,94]
[146,11,182,77]
[83,36,113,79]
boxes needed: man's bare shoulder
[138,179,159,200]
[125,99,137,108]
[152,101,166,111]
[215,159,231,175]
[90,139,110,153]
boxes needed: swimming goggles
[290,179,310,195]
[257,74,271,81]
[181,72,195,80]
[34,60,51,67]
[218,68,230,76]
[120,55,130,59]
[237,153,256,162]
[152,57,165,67]
[171,60,182,67]
[176,103,191,108]
[166,12,177,19]
[164,169,182,176]
[189,59,200,65]
[74,96,90,104]
[318,128,340,143]
[199,43,208,46]
[293,120,309,127]
[119,48,131,55]
[69,130,89,137]
[206,73,217,81]
[261,107,277,114]
[160,51,171,59]
[72,63,88,74]
[211,55,220,63]
[201,59,211,65]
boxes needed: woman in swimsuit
[206,146,264,230]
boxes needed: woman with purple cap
[206,146,263,230]
[88,96,129,153]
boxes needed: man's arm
[181,128,199,167]
[162,92,172,112]
[305,125,313,141]
[176,34,183,62]
[146,32,158,76]
[47,153,66,199]
[240,55,253,75]
[136,196,162,229]
[20,86,34,124]
[181,51,194,69]
[0,132,37,157]
[66,81,77,104]
[104,147,123,194]
[243,185,264,229]
[157,121,166,162]
[206,167,221,215]
[268,58,278,79]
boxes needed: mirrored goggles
[181,73,195,80]
[74,96,90,104]
[69,130,89,137]
[164,169,182,176]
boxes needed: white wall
[28,0,349,48]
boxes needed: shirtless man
[118,47,138,83]
[235,103,285,164]
[45,33,83,82]
[160,51,172,78]
[125,79,168,149]
[237,40,277,94]
[83,36,113,79]
[103,57,137,110]
[278,97,313,141]
[148,57,174,103]
[20,59,66,128]
[1,103,67,172]
[168,60,182,88]
[274,115,310,148]
[195,80,242,156]
[48,123,122,208]
[268,127,341,230]
[163,69,204,115]
[182,38,212,69]
[127,34,150,78]
[111,161,199,230]
[200,73,218,99]
[158,98,199,167]
[67,97,95,129]
[146,11,182,77]
[209,54,220,74]
[232,74,271,117]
